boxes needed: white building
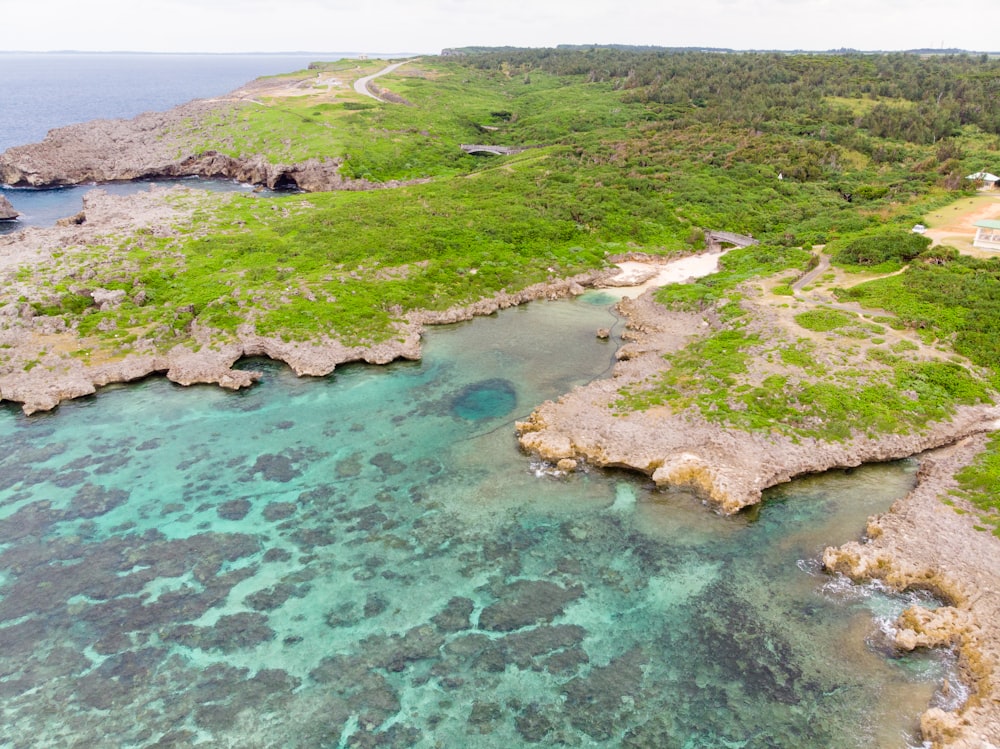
[973,219,1000,251]
[966,171,1000,189]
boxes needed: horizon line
[0,49,426,56]
[1,46,998,56]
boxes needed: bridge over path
[460,144,531,156]
[705,230,758,250]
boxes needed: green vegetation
[779,339,819,371]
[835,254,1000,377]
[20,48,1000,471]
[179,49,1000,240]
[655,244,812,311]
[794,309,856,332]
[828,231,932,273]
[617,326,991,441]
[66,165,638,346]
[955,431,1000,535]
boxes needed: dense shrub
[830,232,931,268]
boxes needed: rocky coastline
[515,292,1000,513]
[516,288,1000,747]
[0,188,614,415]
[0,82,420,194]
[825,435,1000,748]
[4,66,1000,747]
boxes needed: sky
[3,0,998,54]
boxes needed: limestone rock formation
[0,96,428,194]
[0,195,17,220]
[824,438,1000,748]
[0,186,618,415]
[90,288,126,310]
[893,605,971,651]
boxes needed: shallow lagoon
[0,293,956,747]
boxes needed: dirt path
[354,60,411,102]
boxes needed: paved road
[353,61,411,102]
[791,253,830,291]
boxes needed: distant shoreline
[3,46,999,56]
[0,50,422,57]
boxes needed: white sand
[599,250,729,298]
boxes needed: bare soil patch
[924,192,1000,258]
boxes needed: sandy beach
[599,250,729,297]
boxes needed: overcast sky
[3,0,998,54]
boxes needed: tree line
[456,47,1000,145]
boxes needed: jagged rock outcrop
[824,437,1000,748]
[0,195,17,220]
[0,187,617,415]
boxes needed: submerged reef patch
[452,378,518,421]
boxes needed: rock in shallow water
[432,596,474,632]
[0,195,18,220]
[479,580,584,632]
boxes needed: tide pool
[0,293,955,748]
[0,178,267,235]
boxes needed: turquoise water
[0,294,956,748]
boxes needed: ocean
[0,53,346,152]
[0,55,958,748]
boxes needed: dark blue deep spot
[453,379,517,420]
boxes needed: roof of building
[974,219,1000,230]
[967,171,1000,181]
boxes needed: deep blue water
[0,55,961,748]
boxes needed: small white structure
[973,219,1000,251]
[966,171,1000,189]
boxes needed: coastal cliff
[0,68,426,193]
[0,102,390,192]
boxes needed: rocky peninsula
[516,291,1000,513]
[0,69,417,193]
